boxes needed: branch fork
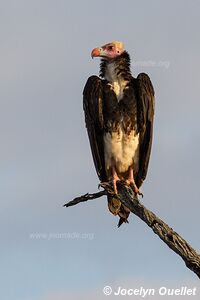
[64,182,200,279]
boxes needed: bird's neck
[100,51,132,101]
[99,51,132,82]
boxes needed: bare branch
[63,190,106,207]
[64,182,200,279]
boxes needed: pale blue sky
[0,0,200,299]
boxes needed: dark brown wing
[83,75,107,181]
[135,73,155,188]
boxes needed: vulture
[83,41,155,226]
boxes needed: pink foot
[126,166,143,197]
[126,179,143,196]
[112,166,120,194]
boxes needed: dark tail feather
[118,217,129,227]
[118,204,130,227]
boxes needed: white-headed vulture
[83,41,155,226]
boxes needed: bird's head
[91,41,125,60]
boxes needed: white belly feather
[104,127,139,174]
[104,62,139,175]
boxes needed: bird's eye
[108,45,114,51]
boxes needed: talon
[126,180,143,197]
[138,191,143,198]
[134,187,143,198]
[99,182,108,189]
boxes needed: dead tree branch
[64,182,200,279]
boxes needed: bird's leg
[126,166,143,196]
[112,166,120,194]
